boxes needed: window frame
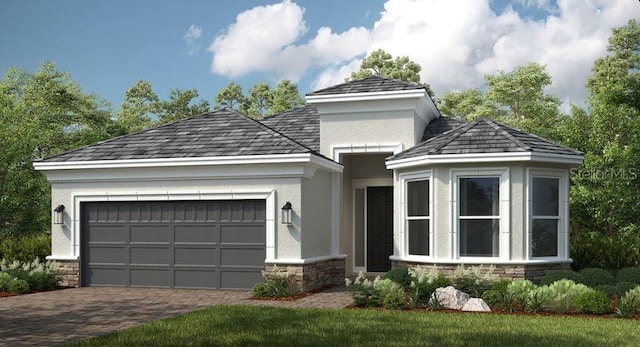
[527,168,569,260]
[451,168,510,261]
[399,170,433,259]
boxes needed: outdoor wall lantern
[53,204,65,225]
[281,201,292,225]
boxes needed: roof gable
[306,75,426,96]
[41,109,317,162]
[390,117,583,161]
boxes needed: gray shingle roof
[259,105,319,152]
[307,75,426,96]
[390,117,582,160]
[421,116,466,141]
[40,109,317,162]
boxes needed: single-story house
[34,76,583,291]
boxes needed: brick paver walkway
[0,286,351,346]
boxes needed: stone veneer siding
[52,259,80,287]
[266,258,346,292]
[391,261,571,284]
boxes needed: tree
[214,81,246,111]
[116,80,158,133]
[156,88,210,123]
[0,63,113,239]
[349,49,434,97]
[244,82,272,118]
[270,79,304,115]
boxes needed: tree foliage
[214,79,304,119]
[349,49,434,97]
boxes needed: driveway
[0,286,351,347]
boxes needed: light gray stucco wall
[301,169,333,258]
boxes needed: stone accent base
[391,261,570,284]
[52,260,80,287]
[266,258,346,292]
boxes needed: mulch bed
[250,285,337,301]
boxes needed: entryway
[366,187,394,272]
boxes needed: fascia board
[306,89,428,104]
[386,152,584,169]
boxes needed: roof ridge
[483,118,532,151]
[239,110,321,156]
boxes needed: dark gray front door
[81,200,265,290]
[367,187,393,272]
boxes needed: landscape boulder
[433,286,469,310]
[461,298,491,312]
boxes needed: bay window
[459,177,500,257]
[531,176,561,257]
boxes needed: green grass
[69,306,639,347]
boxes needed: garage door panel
[174,225,216,243]
[82,200,265,289]
[174,269,218,289]
[87,268,127,286]
[130,268,170,287]
[87,225,127,243]
[88,246,127,264]
[220,248,265,266]
[174,248,217,266]
[130,247,171,265]
[220,225,265,244]
[130,225,171,243]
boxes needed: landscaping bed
[0,258,61,297]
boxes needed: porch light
[281,201,292,225]
[53,205,65,225]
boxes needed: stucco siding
[301,169,333,258]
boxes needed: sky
[1,0,639,112]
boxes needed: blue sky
[1,0,638,111]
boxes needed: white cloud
[184,24,203,56]
[209,0,640,108]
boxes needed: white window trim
[451,168,510,261]
[399,170,434,260]
[47,190,277,262]
[526,168,569,260]
[351,178,394,273]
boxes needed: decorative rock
[461,298,491,312]
[434,286,469,310]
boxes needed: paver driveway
[0,286,351,347]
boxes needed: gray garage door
[81,200,266,290]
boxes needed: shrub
[481,289,517,312]
[251,265,297,299]
[614,286,640,318]
[615,267,640,284]
[408,266,451,306]
[507,279,537,309]
[579,268,615,287]
[574,289,611,314]
[536,279,592,313]
[0,258,59,291]
[616,281,638,295]
[345,272,380,307]
[0,272,13,291]
[384,268,412,290]
[450,265,498,297]
[570,231,640,271]
[8,278,30,294]
[0,233,51,263]
[539,270,584,286]
[595,284,622,299]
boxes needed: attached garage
[81,200,266,290]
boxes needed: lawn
[69,306,639,347]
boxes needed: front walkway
[0,286,351,347]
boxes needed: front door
[366,186,393,272]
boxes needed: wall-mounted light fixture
[53,204,65,225]
[281,201,292,225]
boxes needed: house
[34,76,583,291]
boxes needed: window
[531,177,560,257]
[459,177,500,257]
[406,179,430,255]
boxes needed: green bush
[345,272,380,307]
[615,267,640,284]
[450,265,498,297]
[507,279,537,309]
[579,268,615,287]
[595,284,622,299]
[570,231,640,271]
[0,258,59,291]
[0,233,51,263]
[536,279,592,313]
[616,281,638,295]
[574,289,611,314]
[615,286,640,317]
[8,278,30,294]
[481,290,517,312]
[384,268,412,290]
[408,266,451,306]
[251,266,297,299]
[0,272,13,291]
[539,270,585,286]
[375,278,405,309]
